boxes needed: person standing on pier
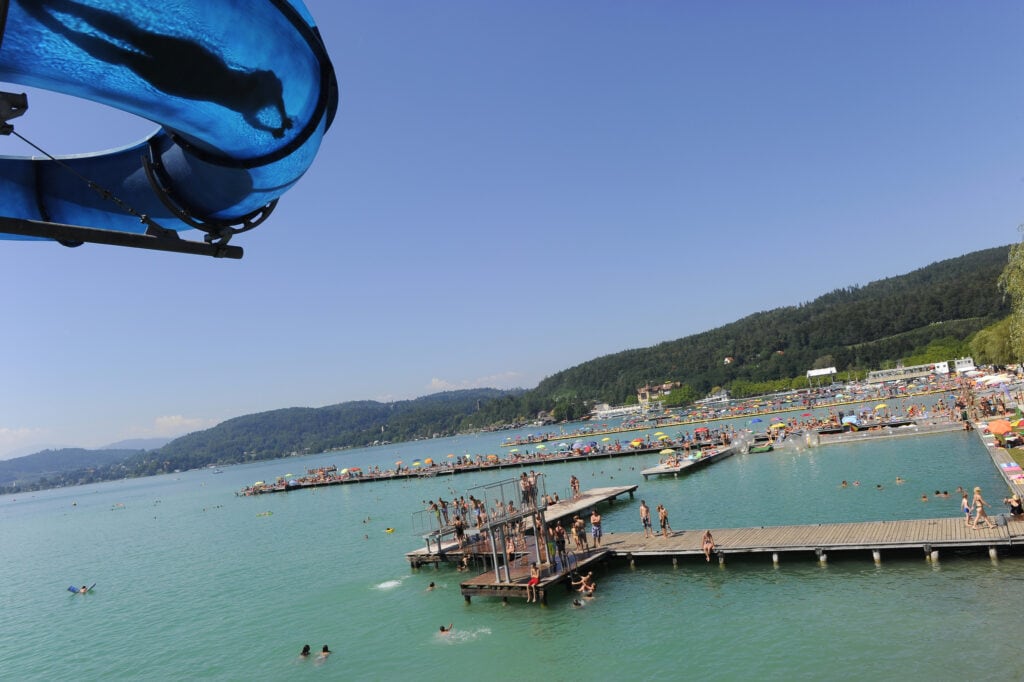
[658,504,672,538]
[640,500,654,538]
[573,515,589,551]
[590,509,603,548]
[453,515,466,548]
[552,522,568,567]
[971,486,997,529]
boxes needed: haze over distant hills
[101,437,172,451]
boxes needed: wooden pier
[404,485,636,568]
[604,516,1024,565]
[458,548,609,605]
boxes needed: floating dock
[605,516,1024,565]
[405,485,636,568]
[641,438,747,479]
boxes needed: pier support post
[989,547,999,562]
[817,549,827,565]
[672,557,678,568]
[772,552,779,567]
[717,553,725,566]
[872,550,881,565]
[930,550,939,563]
[464,594,471,604]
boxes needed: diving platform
[458,548,609,605]
[404,485,637,567]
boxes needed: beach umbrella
[654,431,665,436]
[842,415,859,425]
[601,437,611,442]
[750,418,763,423]
[464,454,472,460]
[989,419,1013,435]
[657,434,670,440]
[412,460,422,467]
[349,467,361,472]
[630,438,644,446]
[536,444,546,449]
[694,427,709,433]
[770,422,787,429]
[284,473,293,478]
[254,481,264,486]
[487,454,499,461]
[875,404,888,410]
[394,460,403,466]
[660,448,675,455]
[447,454,455,458]
[771,417,783,422]
[510,448,519,453]
[557,442,569,449]
[572,440,585,449]
[801,413,812,417]
[424,458,433,465]
[339,468,348,474]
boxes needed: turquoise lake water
[1,415,1020,681]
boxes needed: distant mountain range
[3,245,1013,494]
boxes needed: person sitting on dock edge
[702,530,716,562]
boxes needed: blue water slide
[0,0,337,256]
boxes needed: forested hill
[466,245,1011,422]
[0,448,145,487]
[154,388,515,468]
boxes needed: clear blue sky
[0,1,1020,458]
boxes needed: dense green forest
[3,246,1014,494]
[461,246,1011,425]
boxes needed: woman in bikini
[701,530,716,562]
[971,486,996,529]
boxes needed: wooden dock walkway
[604,516,1024,565]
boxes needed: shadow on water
[19,0,293,137]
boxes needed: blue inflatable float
[0,0,337,257]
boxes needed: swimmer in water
[439,623,453,634]
[319,645,331,659]
[427,582,436,591]
[300,645,311,657]
[78,585,88,594]
[896,477,905,484]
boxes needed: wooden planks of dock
[604,516,1024,564]
[458,548,609,605]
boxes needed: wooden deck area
[404,485,636,567]
[458,548,609,605]
[604,516,1024,565]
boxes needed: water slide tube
[0,0,337,254]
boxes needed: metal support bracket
[0,216,243,258]
[0,91,27,135]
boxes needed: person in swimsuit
[658,504,672,537]
[640,500,654,538]
[702,530,716,562]
[299,645,311,658]
[318,645,331,659]
[1004,494,1023,520]
[590,509,602,548]
[961,493,972,526]
[971,486,996,529]
[526,562,540,602]
[439,623,453,634]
